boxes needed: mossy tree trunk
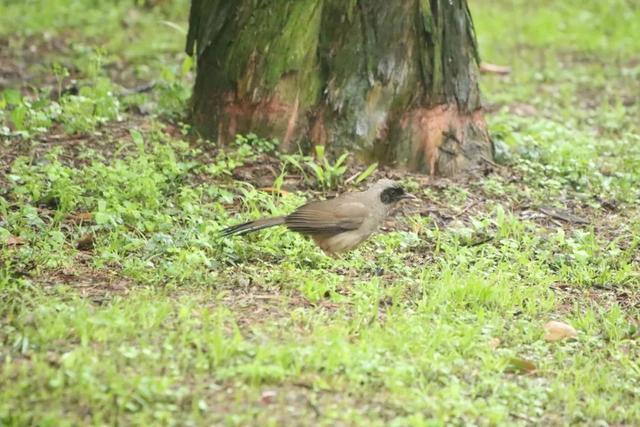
[186,0,492,175]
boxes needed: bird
[221,179,417,255]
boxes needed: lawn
[1,0,639,425]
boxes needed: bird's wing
[285,199,369,235]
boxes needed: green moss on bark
[227,1,322,105]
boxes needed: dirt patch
[37,264,133,304]
[0,35,73,90]
[194,381,406,425]
[0,117,166,175]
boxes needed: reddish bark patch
[219,91,297,145]
[283,94,300,148]
[218,75,301,147]
[308,109,327,149]
[402,104,488,175]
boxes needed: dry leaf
[46,351,61,367]
[259,187,290,195]
[4,235,25,246]
[67,212,94,224]
[488,337,501,350]
[505,357,537,374]
[76,233,96,251]
[260,390,277,404]
[544,321,578,342]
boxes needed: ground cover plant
[1,0,639,425]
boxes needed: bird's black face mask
[380,186,408,204]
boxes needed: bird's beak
[401,193,418,201]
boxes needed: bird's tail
[220,217,286,237]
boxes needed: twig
[453,201,479,218]
[480,155,506,170]
[539,206,589,224]
[462,235,494,247]
[120,81,156,96]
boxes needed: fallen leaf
[505,357,537,374]
[260,390,277,404]
[46,351,61,367]
[511,103,538,117]
[76,233,96,251]
[4,235,25,246]
[488,337,501,350]
[67,212,94,224]
[544,321,578,342]
[259,187,290,196]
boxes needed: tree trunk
[186,0,492,176]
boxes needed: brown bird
[221,179,417,255]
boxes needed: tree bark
[186,0,492,176]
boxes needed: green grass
[1,0,639,425]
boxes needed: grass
[1,0,639,425]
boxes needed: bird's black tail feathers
[220,217,286,237]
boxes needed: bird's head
[371,179,418,205]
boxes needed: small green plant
[156,56,193,117]
[1,58,121,136]
[281,146,349,191]
[234,133,277,154]
[59,78,121,134]
[352,162,378,184]
[0,89,60,136]
[203,133,275,178]
[306,146,349,190]
[52,63,70,99]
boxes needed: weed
[156,56,193,117]
[281,145,350,191]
